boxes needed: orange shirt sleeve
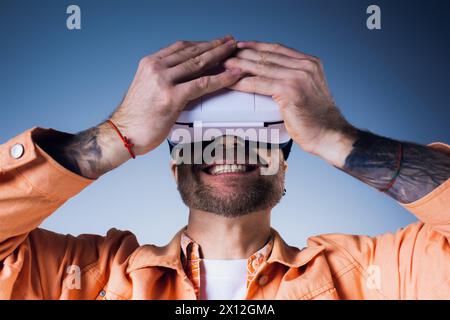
[309,143,450,299]
[0,127,93,250]
[401,142,450,237]
[0,128,139,299]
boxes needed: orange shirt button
[10,143,24,159]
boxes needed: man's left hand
[224,41,355,167]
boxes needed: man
[0,36,449,300]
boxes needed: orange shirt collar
[127,226,325,276]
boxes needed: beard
[176,163,285,218]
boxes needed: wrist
[310,124,358,168]
[92,122,133,175]
[34,123,132,179]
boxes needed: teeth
[209,164,248,175]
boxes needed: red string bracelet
[106,120,136,159]
[380,142,403,193]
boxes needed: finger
[228,76,283,97]
[224,57,296,80]
[236,49,327,90]
[162,36,232,67]
[237,41,317,61]
[153,40,193,59]
[167,39,238,82]
[234,49,303,69]
[177,68,243,101]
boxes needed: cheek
[266,164,286,187]
[177,165,203,186]
[259,152,285,174]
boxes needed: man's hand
[35,36,243,179]
[224,41,356,167]
[111,36,242,156]
[226,41,450,203]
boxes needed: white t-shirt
[199,258,248,300]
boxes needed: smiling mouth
[202,164,260,175]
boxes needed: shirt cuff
[401,142,450,226]
[0,127,94,200]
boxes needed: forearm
[33,122,132,179]
[319,128,450,204]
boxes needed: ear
[283,159,288,172]
[170,159,179,184]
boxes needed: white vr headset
[168,89,291,146]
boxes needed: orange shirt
[0,127,449,300]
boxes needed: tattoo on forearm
[36,127,105,179]
[343,130,450,203]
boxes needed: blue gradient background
[1,0,449,247]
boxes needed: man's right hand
[35,36,242,179]
[111,35,242,156]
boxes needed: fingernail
[237,41,246,48]
[226,39,236,47]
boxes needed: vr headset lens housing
[168,137,293,162]
[167,89,293,161]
